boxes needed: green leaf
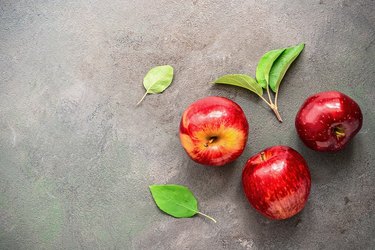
[149,184,216,222]
[256,48,285,89]
[269,43,305,92]
[213,74,263,96]
[137,65,174,105]
[149,184,197,218]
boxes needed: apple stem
[261,152,266,161]
[336,131,345,137]
[204,137,216,147]
[334,126,346,139]
[208,137,215,144]
[197,211,217,223]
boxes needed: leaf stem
[258,95,272,106]
[266,81,274,105]
[270,104,283,122]
[197,211,217,223]
[136,92,148,106]
[265,79,283,122]
[274,90,279,107]
[259,93,283,122]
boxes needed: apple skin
[179,96,249,166]
[242,146,311,220]
[295,91,363,152]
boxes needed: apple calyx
[333,126,345,139]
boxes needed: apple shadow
[239,131,364,245]
[240,177,307,245]
[177,153,248,201]
[293,131,364,184]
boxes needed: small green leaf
[149,184,197,218]
[213,74,263,96]
[149,184,216,222]
[137,65,174,105]
[256,48,285,89]
[269,43,305,92]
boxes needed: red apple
[179,96,249,166]
[295,91,363,152]
[242,146,311,220]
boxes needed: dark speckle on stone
[344,196,350,205]
[295,218,302,227]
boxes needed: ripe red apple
[179,96,249,166]
[295,91,363,152]
[242,146,311,220]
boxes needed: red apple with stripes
[179,96,249,166]
[242,146,311,220]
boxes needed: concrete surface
[1,0,374,249]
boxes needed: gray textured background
[1,0,374,249]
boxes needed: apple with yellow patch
[179,96,249,166]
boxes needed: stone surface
[1,0,374,249]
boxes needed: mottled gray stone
[0,0,374,249]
